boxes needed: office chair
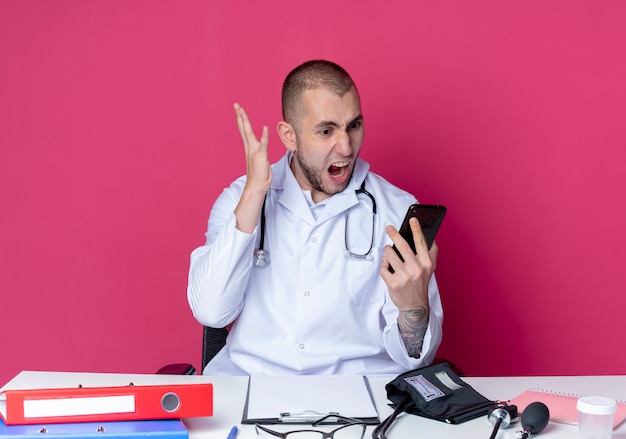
[157,325,463,376]
[156,326,228,375]
[201,326,229,370]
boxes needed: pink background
[1,0,625,385]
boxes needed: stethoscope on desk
[253,180,377,267]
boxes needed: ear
[277,121,297,152]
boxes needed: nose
[334,129,353,156]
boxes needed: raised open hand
[234,103,272,194]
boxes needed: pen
[226,425,239,439]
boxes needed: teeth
[333,162,349,168]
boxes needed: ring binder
[0,376,213,426]
[0,418,189,438]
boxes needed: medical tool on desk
[375,363,495,439]
[253,180,376,266]
[516,402,550,438]
[487,403,518,439]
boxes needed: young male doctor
[188,60,443,375]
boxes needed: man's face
[289,86,364,202]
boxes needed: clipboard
[241,375,380,425]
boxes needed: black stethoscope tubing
[254,179,376,266]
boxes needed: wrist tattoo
[398,307,429,358]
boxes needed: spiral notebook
[510,388,626,430]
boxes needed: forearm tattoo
[398,307,429,358]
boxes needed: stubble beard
[294,148,353,197]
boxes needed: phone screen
[392,204,446,263]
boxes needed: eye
[319,127,333,136]
[348,120,362,130]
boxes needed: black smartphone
[391,204,447,264]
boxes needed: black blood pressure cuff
[385,362,495,424]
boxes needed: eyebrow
[313,114,363,130]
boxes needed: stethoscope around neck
[253,180,377,267]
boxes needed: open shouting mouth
[328,161,350,182]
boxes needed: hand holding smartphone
[390,204,446,272]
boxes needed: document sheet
[243,375,379,424]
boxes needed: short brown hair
[281,60,358,130]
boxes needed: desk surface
[5,372,626,439]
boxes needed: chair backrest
[201,326,228,371]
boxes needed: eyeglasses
[344,184,377,259]
[255,415,366,439]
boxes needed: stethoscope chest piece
[254,248,270,267]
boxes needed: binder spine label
[24,395,135,418]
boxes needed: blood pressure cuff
[385,362,495,424]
